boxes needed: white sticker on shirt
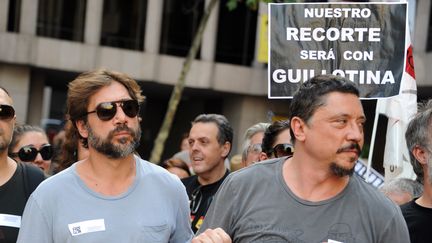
[328,239,343,243]
[68,219,106,236]
[0,214,21,228]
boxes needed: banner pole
[366,101,381,183]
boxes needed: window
[215,0,257,66]
[7,0,21,32]
[160,0,204,56]
[37,0,86,41]
[100,0,147,51]
[427,2,432,52]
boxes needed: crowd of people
[0,70,430,242]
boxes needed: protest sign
[269,3,407,99]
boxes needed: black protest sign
[269,3,407,99]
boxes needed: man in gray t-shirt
[193,75,409,243]
[18,69,193,243]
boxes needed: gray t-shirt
[17,156,193,243]
[199,158,410,243]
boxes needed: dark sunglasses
[85,100,139,121]
[10,144,53,162]
[0,104,15,120]
[270,143,294,158]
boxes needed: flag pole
[366,101,381,182]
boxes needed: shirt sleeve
[17,195,52,243]
[379,205,410,243]
[171,181,194,243]
[196,175,237,237]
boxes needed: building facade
[0,0,430,162]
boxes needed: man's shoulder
[19,163,46,183]
[28,166,75,201]
[138,157,178,178]
[137,157,184,189]
[230,157,284,179]
[181,175,198,191]
[210,157,284,193]
[349,175,400,212]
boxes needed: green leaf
[226,0,238,11]
[246,0,258,10]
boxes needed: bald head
[0,87,13,105]
[0,86,15,152]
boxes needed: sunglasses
[85,100,139,121]
[10,144,53,162]
[190,187,214,215]
[270,143,294,158]
[0,104,15,120]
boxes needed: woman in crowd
[9,124,53,175]
[159,158,191,179]
[54,120,89,173]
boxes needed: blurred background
[0,0,429,170]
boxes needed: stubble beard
[329,162,355,177]
[0,129,10,152]
[86,123,141,159]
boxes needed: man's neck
[416,179,432,208]
[283,156,350,202]
[0,152,18,186]
[76,151,136,196]
[197,161,227,186]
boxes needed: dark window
[7,0,21,32]
[215,0,257,66]
[160,0,204,56]
[427,3,432,52]
[37,0,86,41]
[100,0,147,51]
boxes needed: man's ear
[291,116,306,142]
[259,152,268,161]
[412,145,428,166]
[222,141,231,158]
[75,120,89,139]
[221,141,231,158]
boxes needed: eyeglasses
[85,100,139,121]
[270,143,294,158]
[189,186,214,215]
[0,104,15,120]
[10,144,53,162]
[247,143,262,154]
[190,187,202,214]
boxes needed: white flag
[376,30,417,180]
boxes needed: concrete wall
[0,64,30,123]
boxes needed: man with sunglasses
[17,69,193,242]
[182,114,233,233]
[241,122,269,167]
[193,75,409,243]
[0,87,46,243]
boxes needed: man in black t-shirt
[182,114,233,233]
[401,100,432,243]
[0,87,45,243]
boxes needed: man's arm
[379,207,410,243]
[17,195,52,243]
[196,175,237,235]
[171,181,194,242]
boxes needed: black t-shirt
[401,199,432,243]
[0,162,45,243]
[182,170,229,233]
